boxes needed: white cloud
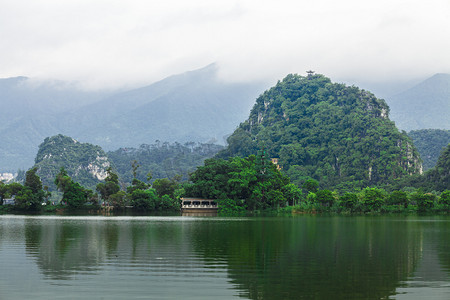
[1,0,449,89]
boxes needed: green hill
[32,135,112,191]
[217,73,422,190]
[408,129,450,171]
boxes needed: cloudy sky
[1,0,449,89]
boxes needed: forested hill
[408,129,450,171]
[31,134,112,191]
[217,73,422,190]
[425,143,450,191]
[107,142,224,186]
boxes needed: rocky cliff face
[33,134,111,190]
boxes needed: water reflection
[1,215,449,299]
[189,216,427,299]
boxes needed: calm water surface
[0,215,449,299]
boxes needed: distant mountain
[0,64,266,172]
[217,73,422,190]
[0,77,109,171]
[386,73,450,131]
[408,129,450,171]
[63,64,265,149]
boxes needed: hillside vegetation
[32,135,111,190]
[408,129,450,171]
[107,142,223,186]
[218,73,422,190]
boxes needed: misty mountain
[386,73,450,131]
[62,64,265,149]
[0,77,109,171]
[0,64,266,172]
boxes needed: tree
[55,167,90,208]
[412,192,436,212]
[282,183,303,206]
[153,178,178,199]
[0,182,7,204]
[126,178,149,194]
[109,191,127,209]
[361,187,385,211]
[316,190,335,207]
[96,167,121,205]
[302,179,319,193]
[130,189,158,211]
[24,167,43,194]
[440,190,450,207]
[339,192,358,211]
[388,190,408,208]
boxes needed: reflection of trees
[23,218,189,280]
[189,216,424,300]
[435,217,450,277]
[24,219,117,280]
[20,216,432,299]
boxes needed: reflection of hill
[18,216,445,299]
[189,217,424,300]
[23,217,199,281]
[25,218,119,280]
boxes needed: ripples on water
[0,215,449,299]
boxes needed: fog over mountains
[0,64,265,171]
[386,73,450,131]
[1,65,449,173]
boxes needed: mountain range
[0,64,265,171]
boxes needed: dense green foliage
[55,167,95,209]
[107,142,223,185]
[425,143,450,191]
[408,129,450,170]
[184,153,449,214]
[185,153,303,212]
[217,74,422,190]
[0,168,50,211]
[96,167,121,205]
[32,134,112,191]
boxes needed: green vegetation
[217,73,422,191]
[107,141,223,185]
[184,152,302,213]
[424,143,450,191]
[31,134,112,191]
[2,73,448,216]
[1,166,181,213]
[184,152,449,214]
[54,167,96,209]
[408,129,450,170]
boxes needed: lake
[0,215,449,299]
